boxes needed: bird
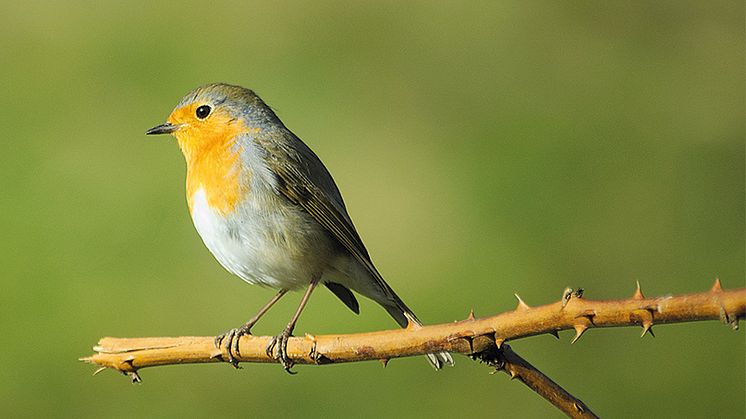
[146,83,453,371]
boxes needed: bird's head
[146,83,274,161]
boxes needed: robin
[146,83,453,371]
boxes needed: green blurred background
[1,1,743,417]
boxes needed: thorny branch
[83,280,744,418]
[474,344,598,419]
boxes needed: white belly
[189,188,335,289]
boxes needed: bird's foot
[266,327,296,373]
[214,324,253,368]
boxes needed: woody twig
[83,280,744,418]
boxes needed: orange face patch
[167,103,254,215]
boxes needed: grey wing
[253,129,455,368]
[252,129,409,310]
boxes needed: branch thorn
[514,294,531,311]
[549,330,560,339]
[466,308,476,321]
[633,281,645,300]
[379,358,390,368]
[641,320,655,338]
[711,278,723,293]
[571,324,588,344]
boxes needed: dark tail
[336,260,454,369]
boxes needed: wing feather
[252,130,403,305]
[251,129,455,368]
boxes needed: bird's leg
[216,288,289,368]
[266,278,320,372]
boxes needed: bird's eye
[195,105,211,119]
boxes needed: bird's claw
[266,328,296,373]
[214,324,253,368]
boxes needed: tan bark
[82,281,744,419]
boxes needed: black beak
[146,123,179,135]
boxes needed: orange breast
[185,142,244,215]
[169,105,253,215]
